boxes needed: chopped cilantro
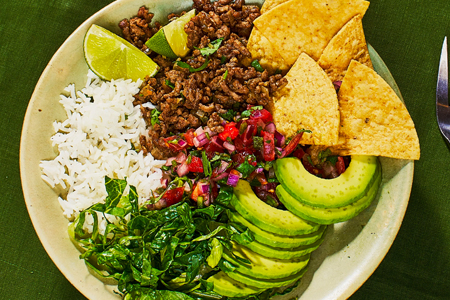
[176,59,210,72]
[165,79,175,89]
[240,106,263,119]
[199,38,224,56]
[236,155,257,178]
[201,151,212,176]
[251,60,264,72]
[223,69,229,80]
[150,109,161,126]
[219,109,237,121]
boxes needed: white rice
[40,70,165,222]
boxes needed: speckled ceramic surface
[19,0,414,299]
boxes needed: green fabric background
[1,0,449,299]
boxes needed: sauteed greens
[69,177,280,299]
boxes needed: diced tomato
[251,108,273,123]
[204,141,225,158]
[163,136,187,151]
[292,148,306,160]
[187,156,204,173]
[219,122,240,141]
[233,136,245,152]
[161,187,184,207]
[232,150,254,165]
[261,130,275,161]
[184,129,195,147]
[336,156,346,175]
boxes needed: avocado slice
[206,271,263,297]
[225,266,308,289]
[228,211,327,248]
[275,155,379,208]
[222,242,310,279]
[277,165,382,224]
[231,180,320,236]
[243,232,326,260]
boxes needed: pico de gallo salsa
[147,105,350,211]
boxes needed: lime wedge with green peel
[84,24,159,81]
[145,9,196,59]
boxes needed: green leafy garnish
[198,38,224,56]
[219,109,237,121]
[222,69,229,80]
[251,59,264,72]
[165,79,175,89]
[201,151,212,177]
[150,109,161,126]
[69,177,253,300]
[240,105,263,119]
[235,155,257,178]
[176,59,210,72]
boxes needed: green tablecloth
[1,0,450,299]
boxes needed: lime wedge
[145,9,196,59]
[84,24,159,81]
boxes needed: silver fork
[437,36,450,144]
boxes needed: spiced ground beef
[119,0,287,159]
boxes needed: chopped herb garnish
[199,38,224,56]
[251,59,265,72]
[220,56,227,64]
[176,59,210,72]
[219,109,237,121]
[150,109,161,126]
[327,155,339,165]
[240,105,263,119]
[201,150,212,176]
[165,79,175,89]
[318,148,332,163]
[223,69,229,80]
[210,153,232,162]
[236,155,257,178]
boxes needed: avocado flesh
[232,180,320,236]
[206,271,263,297]
[228,210,327,248]
[275,156,379,208]
[243,232,326,260]
[277,166,382,225]
[222,242,310,279]
[225,266,308,289]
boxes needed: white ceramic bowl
[20,0,414,299]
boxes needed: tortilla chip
[270,53,340,145]
[253,0,370,66]
[260,0,290,13]
[318,15,373,82]
[246,28,290,74]
[331,60,420,160]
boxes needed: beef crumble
[120,0,287,159]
